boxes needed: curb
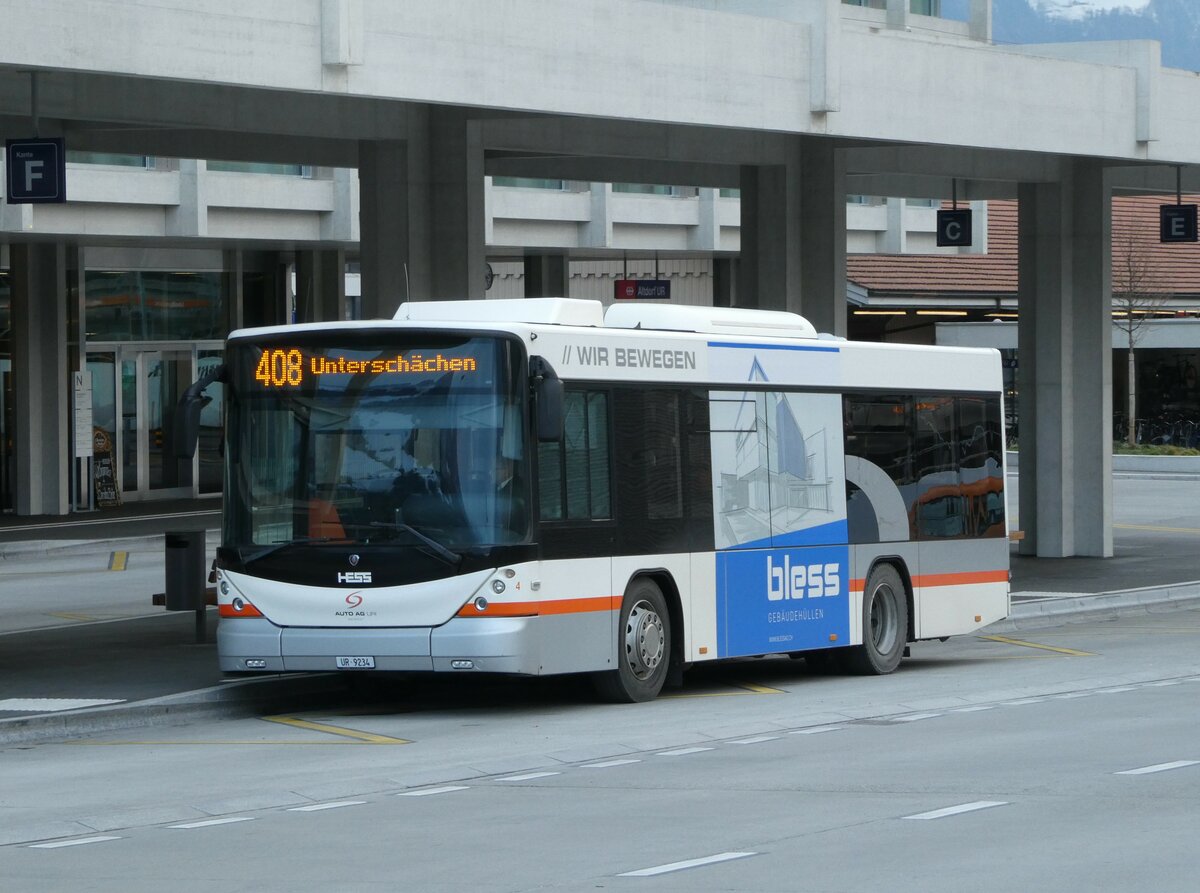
[0,673,349,747]
[0,531,219,560]
[991,581,1200,633]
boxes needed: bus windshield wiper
[365,521,461,567]
[240,537,337,564]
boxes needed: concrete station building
[4,0,1200,559]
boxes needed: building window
[66,152,152,168]
[492,177,566,190]
[613,184,681,196]
[207,161,310,176]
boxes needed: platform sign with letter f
[5,138,66,204]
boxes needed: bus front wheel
[593,579,672,703]
[842,564,907,675]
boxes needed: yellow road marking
[108,551,129,571]
[661,681,785,700]
[978,634,1096,657]
[66,740,376,746]
[736,682,786,694]
[47,611,101,622]
[260,715,410,744]
[1115,523,1200,534]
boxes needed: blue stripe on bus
[718,519,849,552]
[707,341,841,353]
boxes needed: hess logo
[767,556,840,602]
[338,571,372,584]
[344,592,364,609]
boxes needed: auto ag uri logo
[345,592,364,609]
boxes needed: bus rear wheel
[842,564,907,675]
[593,579,672,703]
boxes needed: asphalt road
[3,607,1199,892]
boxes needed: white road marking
[953,705,995,713]
[1053,692,1093,699]
[1115,760,1200,776]
[1144,680,1181,687]
[790,725,844,735]
[582,758,641,768]
[169,817,254,829]
[1002,698,1046,705]
[398,785,469,797]
[29,836,122,849]
[729,735,780,745]
[288,801,366,812]
[496,771,560,782]
[1096,687,1137,694]
[903,801,1009,820]
[891,713,942,723]
[619,851,758,877]
[0,698,125,712]
[656,746,713,756]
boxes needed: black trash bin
[165,530,206,611]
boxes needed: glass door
[143,348,194,496]
[86,344,222,501]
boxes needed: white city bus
[186,298,1008,702]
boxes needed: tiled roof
[847,196,1200,299]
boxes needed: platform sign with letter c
[936,208,972,247]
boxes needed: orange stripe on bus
[457,595,621,618]
[914,571,1008,588]
[850,570,1006,593]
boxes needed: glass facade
[85,271,225,342]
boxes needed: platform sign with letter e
[5,138,66,204]
[1160,204,1198,243]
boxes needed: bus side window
[537,389,612,522]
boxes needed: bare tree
[1111,231,1170,445]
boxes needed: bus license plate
[335,656,375,669]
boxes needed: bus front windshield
[223,333,529,556]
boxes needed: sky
[1029,0,1152,20]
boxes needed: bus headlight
[491,579,506,594]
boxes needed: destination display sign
[252,347,480,388]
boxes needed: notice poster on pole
[73,371,93,459]
[92,428,122,508]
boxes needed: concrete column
[738,152,801,312]
[11,243,70,516]
[429,108,487,300]
[359,135,426,319]
[799,137,847,337]
[359,107,486,315]
[295,249,346,322]
[523,255,570,298]
[1017,161,1113,558]
[713,258,736,308]
[739,138,845,334]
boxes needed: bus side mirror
[174,363,226,459]
[530,356,564,442]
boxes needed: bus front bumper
[218,616,541,675]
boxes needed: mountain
[985,0,1200,72]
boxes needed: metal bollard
[165,530,207,643]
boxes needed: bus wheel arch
[843,559,909,675]
[593,572,680,702]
